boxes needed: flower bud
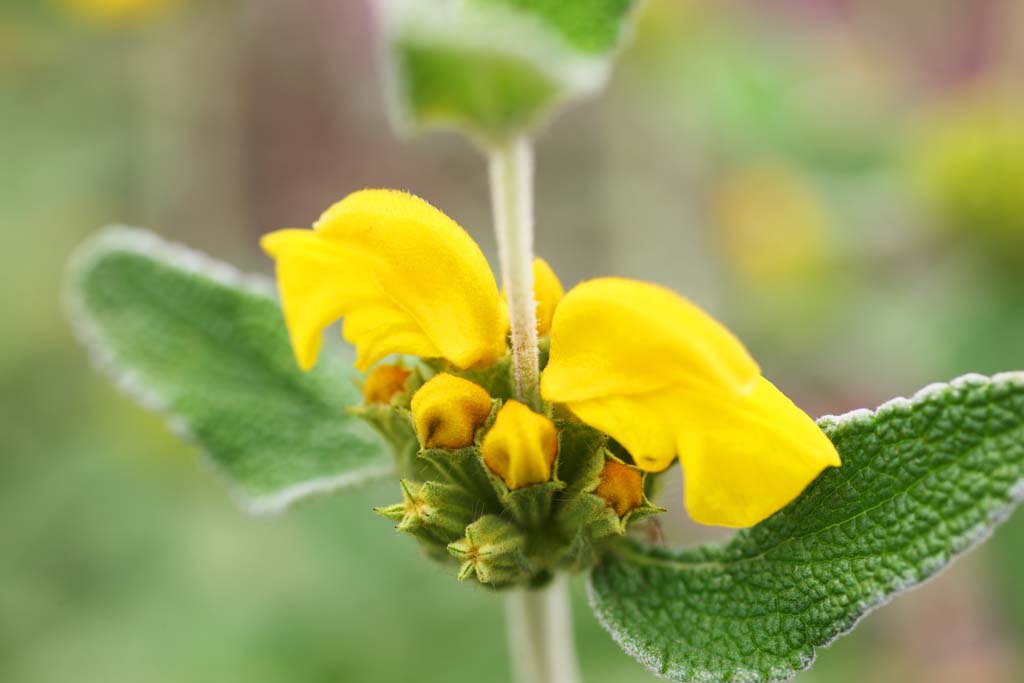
[376,480,476,547]
[362,363,411,405]
[594,460,645,517]
[448,514,531,585]
[482,400,558,489]
[410,373,492,449]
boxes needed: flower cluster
[262,189,840,586]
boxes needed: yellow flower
[265,190,841,528]
[713,161,827,285]
[63,0,177,24]
[261,189,506,372]
[481,400,558,489]
[911,94,1024,244]
[411,373,493,450]
[541,277,841,528]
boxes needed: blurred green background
[2,0,1023,681]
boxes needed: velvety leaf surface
[393,43,560,141]
[380,0,640,142]
[589,372,1024,682]
[476,0,635,53]
[68,228,391,514]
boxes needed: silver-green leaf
[67,228,392,514]
[379,0,640,144]
[589,372,1024,682]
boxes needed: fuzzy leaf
[589,372,1024,682]
[380,0,639,143]
[67,228,392,514]
[476,0,636,53]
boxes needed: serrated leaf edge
[64,226,394,516]
[586,371,1024,683]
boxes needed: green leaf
[380,0,640,144]
[67,228,391,514]
[589,372,1024,682]
[393,43,561,140]
[476,0,635,53]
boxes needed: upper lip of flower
[261,188,507,372]
[539,276,762,404]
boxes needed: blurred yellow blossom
[712,162,828,285]
[911,92,1024,249]
[62,0,178,25]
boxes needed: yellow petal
[540,277,760,403]
[481,400,558,489]
[676,377,841,528]
[260,229,381,370]
[564,390,681,472]
[533,258,564,336]
[410,373,493,450]
[261,189,506,371]
[538,275,839,528]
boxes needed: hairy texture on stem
[490,137,541,408]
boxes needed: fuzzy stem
[489,136,541,409]
[505,575,581,683]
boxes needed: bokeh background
[3,0,1024,681]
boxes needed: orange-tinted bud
[594,460,645,517]
[362,364,411,405]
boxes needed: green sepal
[350,405,420,479]
[374,501,407,523]
[449,514,533,587]
[417,446,500,510]
[557,489,620,542]
[501,480,565,529]
[375,479,478,549]
[619,495,664,528]
[555,443,664,565]
[554,421,608,491]
[551,422,617,541]
[453,355,516,401]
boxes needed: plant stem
[489,135,541,409]
[505,575,581,683]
